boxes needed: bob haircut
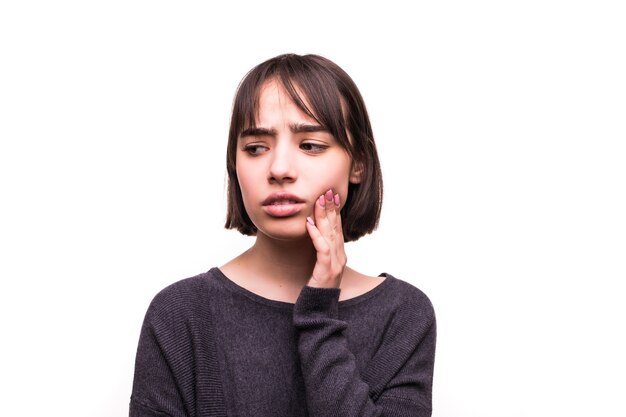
[224,53,383,242]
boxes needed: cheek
[236,156,259,188]
[310,165,352,200]
[236,174,261,224]
[236,163,259,206]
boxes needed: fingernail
[318,195,326,207]
[307,216,315,225]
[334,193,340,207]
[325,189,333,201]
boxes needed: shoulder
[357,274,436,362]
[145,268,222,324]
[380,273,436,327]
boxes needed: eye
[242,144,268,156]
[300,142,328,153]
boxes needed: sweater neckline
[208,267,393,310]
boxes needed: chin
[255,218,310,242]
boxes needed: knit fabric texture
[130,268,436,417]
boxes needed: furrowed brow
[239,127,276,138]
[290,123,329,134]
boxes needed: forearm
[293,286,434,417]
[294,286,378,416]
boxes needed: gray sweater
[130,268,436,417]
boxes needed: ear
[349,161,364,184]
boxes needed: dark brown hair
[224,53,383,242]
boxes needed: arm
[129,278,226,417]
[301,190,435,416]
[294,286,435,417]
[129,303,188,417]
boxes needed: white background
[1,1,624,416]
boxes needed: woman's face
[235,79,361,241]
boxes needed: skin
[221,79,384,302]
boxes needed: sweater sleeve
[293,285,436,417]
[129,276,227,417]
[129,302,189,417]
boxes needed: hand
[305,189,347,289]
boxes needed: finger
[319,190,346,268]
[315,189,340,242]
[314,192,331,237]
[306,217,337,287]
[305,217,332,264]
[332,193,345,250]
[324,189,339,236]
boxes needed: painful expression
[235,79,361,241]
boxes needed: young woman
[130,53,436,417]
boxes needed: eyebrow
[291,123,329,134]
[239,123,329,138]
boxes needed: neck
[239,233,318,290]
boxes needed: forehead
[255,80,317,123]
[257,79,293,108]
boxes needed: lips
[262,192,306,217]
[262,192,304,206]
[266,200,300,205]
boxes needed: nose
[268,144,296,184]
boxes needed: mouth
[262,192,305,206]
[262,193,306,217]
[266,200,301,205]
